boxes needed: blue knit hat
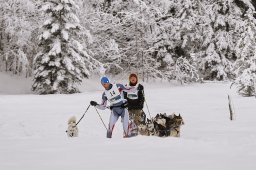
[100,76,110,84]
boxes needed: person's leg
[126,109,137,136]
[133,110,143,126]
[121,108,129,137]
[107,110,119,138]
[129,110,143,136]
[128,109,135,121]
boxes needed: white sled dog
[66,116,78,137]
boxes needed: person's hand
[90,101,98,106]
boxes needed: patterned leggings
[107,107,129,138]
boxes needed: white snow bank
[0,72,32,94]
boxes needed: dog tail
[68,116,77,124]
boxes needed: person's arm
[138,84,145,108]
[123,84,128,100]
[117,83,135,93]
[95,93,108,110]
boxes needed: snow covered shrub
[174,57,199,84]
[235,64,256,97]
[234,53,256,97]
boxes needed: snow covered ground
[0,74,256,170]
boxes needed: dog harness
[105,84,123,105]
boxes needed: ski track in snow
[0,81,256,170]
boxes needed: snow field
[1,80,256,170]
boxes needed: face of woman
[129,76,137,84]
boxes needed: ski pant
[128,109,144,126]
[107,107,129,138]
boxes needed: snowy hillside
[1,76,256,170]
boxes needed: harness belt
[110,103,128,110]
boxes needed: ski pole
[142,90,153,120]
[76,104,91,126]
[94,107,108,130]
[145,99,153,120]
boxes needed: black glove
[137,85,144,91]
[90,101,98,106]
[110,106,113,110]
[121,102,128,108]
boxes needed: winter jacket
[123,84,145,110]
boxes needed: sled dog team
[67,73,184,138]
[137,113,184,137]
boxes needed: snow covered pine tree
[33,0,90,94]
[233,8,256,97]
